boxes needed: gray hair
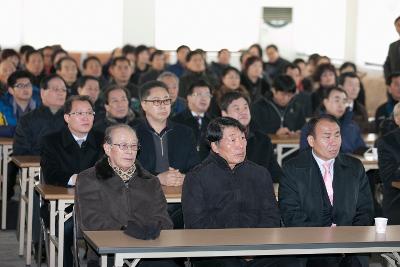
[104,124,136,145]
[157,71,179,84]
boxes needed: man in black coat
[183,117,296,267]
[378,121,400,224]
[279,114,374,267]
[220,91,282,182]
[251,74,306,135]
[384,16,400,81]
[40,95,103,267]
[136,80,200,228]
[172,79,213,160]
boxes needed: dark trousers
[7,161,19,200]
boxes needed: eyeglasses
[110,142,140,151]
[14,83,32,89]
[191,92,212,98]
[68,111,96,117]
[48,87,67,93]
[143,99,172,106]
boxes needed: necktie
[77,139,85,148]
[195,116,202,129]
[322,161,333,205]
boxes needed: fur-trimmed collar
[95,155,146,180]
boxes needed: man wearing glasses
[40,95,103,267]
[136,80,199,229]
[172,79,213,160]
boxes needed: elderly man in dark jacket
[183,117,296,267]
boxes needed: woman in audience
[76,124,179,267]
[209,66,249,116]
[311,63,337,113]
[300,87,367,154]
[240,56,271,101]
[339,61,366,106]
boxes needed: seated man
[0,70,40,137]
[138,50,166,85]
[339,72,369,133]
[376,72,400,132]
[55,56,79,96]
[76,75,104,115]
[76,124,178,267]
[166,45,190,78]
[108,56,139,111]
[136,80,199,228]
[221,91,282,182]
[172,80,213,160]
[82,56,109,89]
[183,117,295,267]
[157,71,186,116]
[251,74,306,135]
[378,102,400,224]
[41,95,103,267]
[300,87,367,154]
[279,114,374,267]
[93,85,138,133]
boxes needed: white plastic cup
[375,217,388,234]
[372,148,378,160]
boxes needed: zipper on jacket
[154,129,171,157]
[268,99,294,129]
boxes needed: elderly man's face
[211,126,247,169]
[307,120,341,161]
[104,127,139,171]
[160,76,179,102]
[105,89,129,119]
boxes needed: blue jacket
[0,92,41,137]
[300,110,367,154]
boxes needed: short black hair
[134,45,148,57]
[284,63,301,75]
[323,87,347,100]
[313,63,337,82]
[40,74,66,90]
[339,61,357,73]
[187,80,210,96]
[0,49,20,61]
[176,45,190,53]
[220,91,250,112]
[206,117,246,143]
[19,45,35,55]
[307,114,340,137]
[110,56,130,67]
[7,70,33,88]
[217,49,229,56]
[293,58,306,65]
[25,50,43,63]
[387,72,400,86]
[55,56,77,71]
[77,75,99,88]
[272,75,296,93]
[186,50,203,62]
[122,44,136,55]
[139,80,168,101]
[222,66,240,78]
[248,43,263,58]
[103,84,130,105]
[395,16,400,24]
[82,56,101,70]
[64,95,93,114]
[149,50,164,62]
[338,72,359,86]
[266,44,278,51]
[243,56,262,74]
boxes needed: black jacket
[251,96,306,134]
[179,70,219,98]
[182,152,280,229]
[13,105,65,156]
[40,126,104,187]
[171,108,212,160]
[138,69,164,85]
[240,73,271,102]
[279,149,374,227]
[93,110,138,134]
[135,119,200,175]
[375,99,398,132]
[384,40,400,81]
[246,126,282,183]
[377,128,400,224]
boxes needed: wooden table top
[0,137,13,145]
[11,155,41,168]
[35,184,182,201]
[83,226,400,255]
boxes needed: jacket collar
[207,151,245,171]
[293,149,350,169]
[61,126,97,149]
[95,155,147,180]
